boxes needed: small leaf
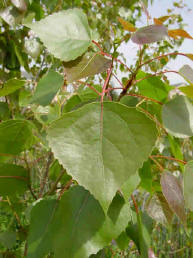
[0,163,29,196]
[24,38,42,58]
[24,9,91,61]
[64,53,111,82]
[11,0,27,12]
[157,15,170,23]
[0,120,36,155]
[161,171,186,224]
[131,25,168,45]
[0,78,26,96]
[0,6,24,26]
[47,102,157,212]
[138,160,153,193]
[183,160,193,211]
[168,29,193,40]
[146,193,173,226]
[162,95,193,138]
[179,64,193,84]
[30,70,64,106]
[118,17,136,32]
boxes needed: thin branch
[92,40,132,72]
[149,156,164,172]
[131,194,139,214]
[0,175,29,181]
[133,70,180,85]
[38,153,53,198]
[77,80,101,96]
[150,155,187,165]
[126,92,163,105]
[138,107,168,135]
[57,179,73,200]
[139,52,189,69]
[47,169,65,195]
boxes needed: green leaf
[64,53,111,82]
[121,173,140,201]
[0,232,17,249]
[0,102,10,120]
[161,171,186,224]
[63,95,82,113]
[138,160,152,193]
[131,25,168,45]
[126,211,153,257]
[146,193,173,226]
[162,95,193,138]
[24,9,91,61]
[0,78,26,96]
[30,70,63,106]
[183,160,193,211]
[0,163,29,196]
[179,64,193,85]
[24,38,42,58]
[47,102,157,211]
[0,120,36,155]
[136,71,172,102]
[179,85,193,99]
[27,186,131,258]
[168,134,184,170]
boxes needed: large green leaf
[161,171,186,224]
[0,78,26,96]
[162,95,193,138]
[30,70,63,106]
[0,120,36,155]
[0,232,17,249]
[64,53,111,82]
[47,102,157,211]
[0,163,29,196]
[131,24,168,44]
[27,186,131,258]
[183,160,193,211]
[24,9,91,61]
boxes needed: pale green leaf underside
[64,53,112,82]
[24,9,91,61]
[0,78,26,96]
[162,95,193,138]
[184,160,193,211]
[47,102,157,211]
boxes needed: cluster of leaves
[1,0,193,257]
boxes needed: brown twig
[149,156,164,172]
[38,152,53,198]
[57,179,73,200]
[150,155,187,165]
[131,194,139,214]
[126,93,163,105]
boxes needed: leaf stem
[150,155,187,165]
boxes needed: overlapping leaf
[47,102,157,212]
[30,70,63,106]
[24,9,91,61]
[162,95,193,138]
[0,78,26,96]
[27,186,131,258]
[0,120,36,155]
[161,171,186,224]
[64,53,111,82]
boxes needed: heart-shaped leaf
[131,25,168,45]
[24,9,91,61]
[47,102,157,211]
